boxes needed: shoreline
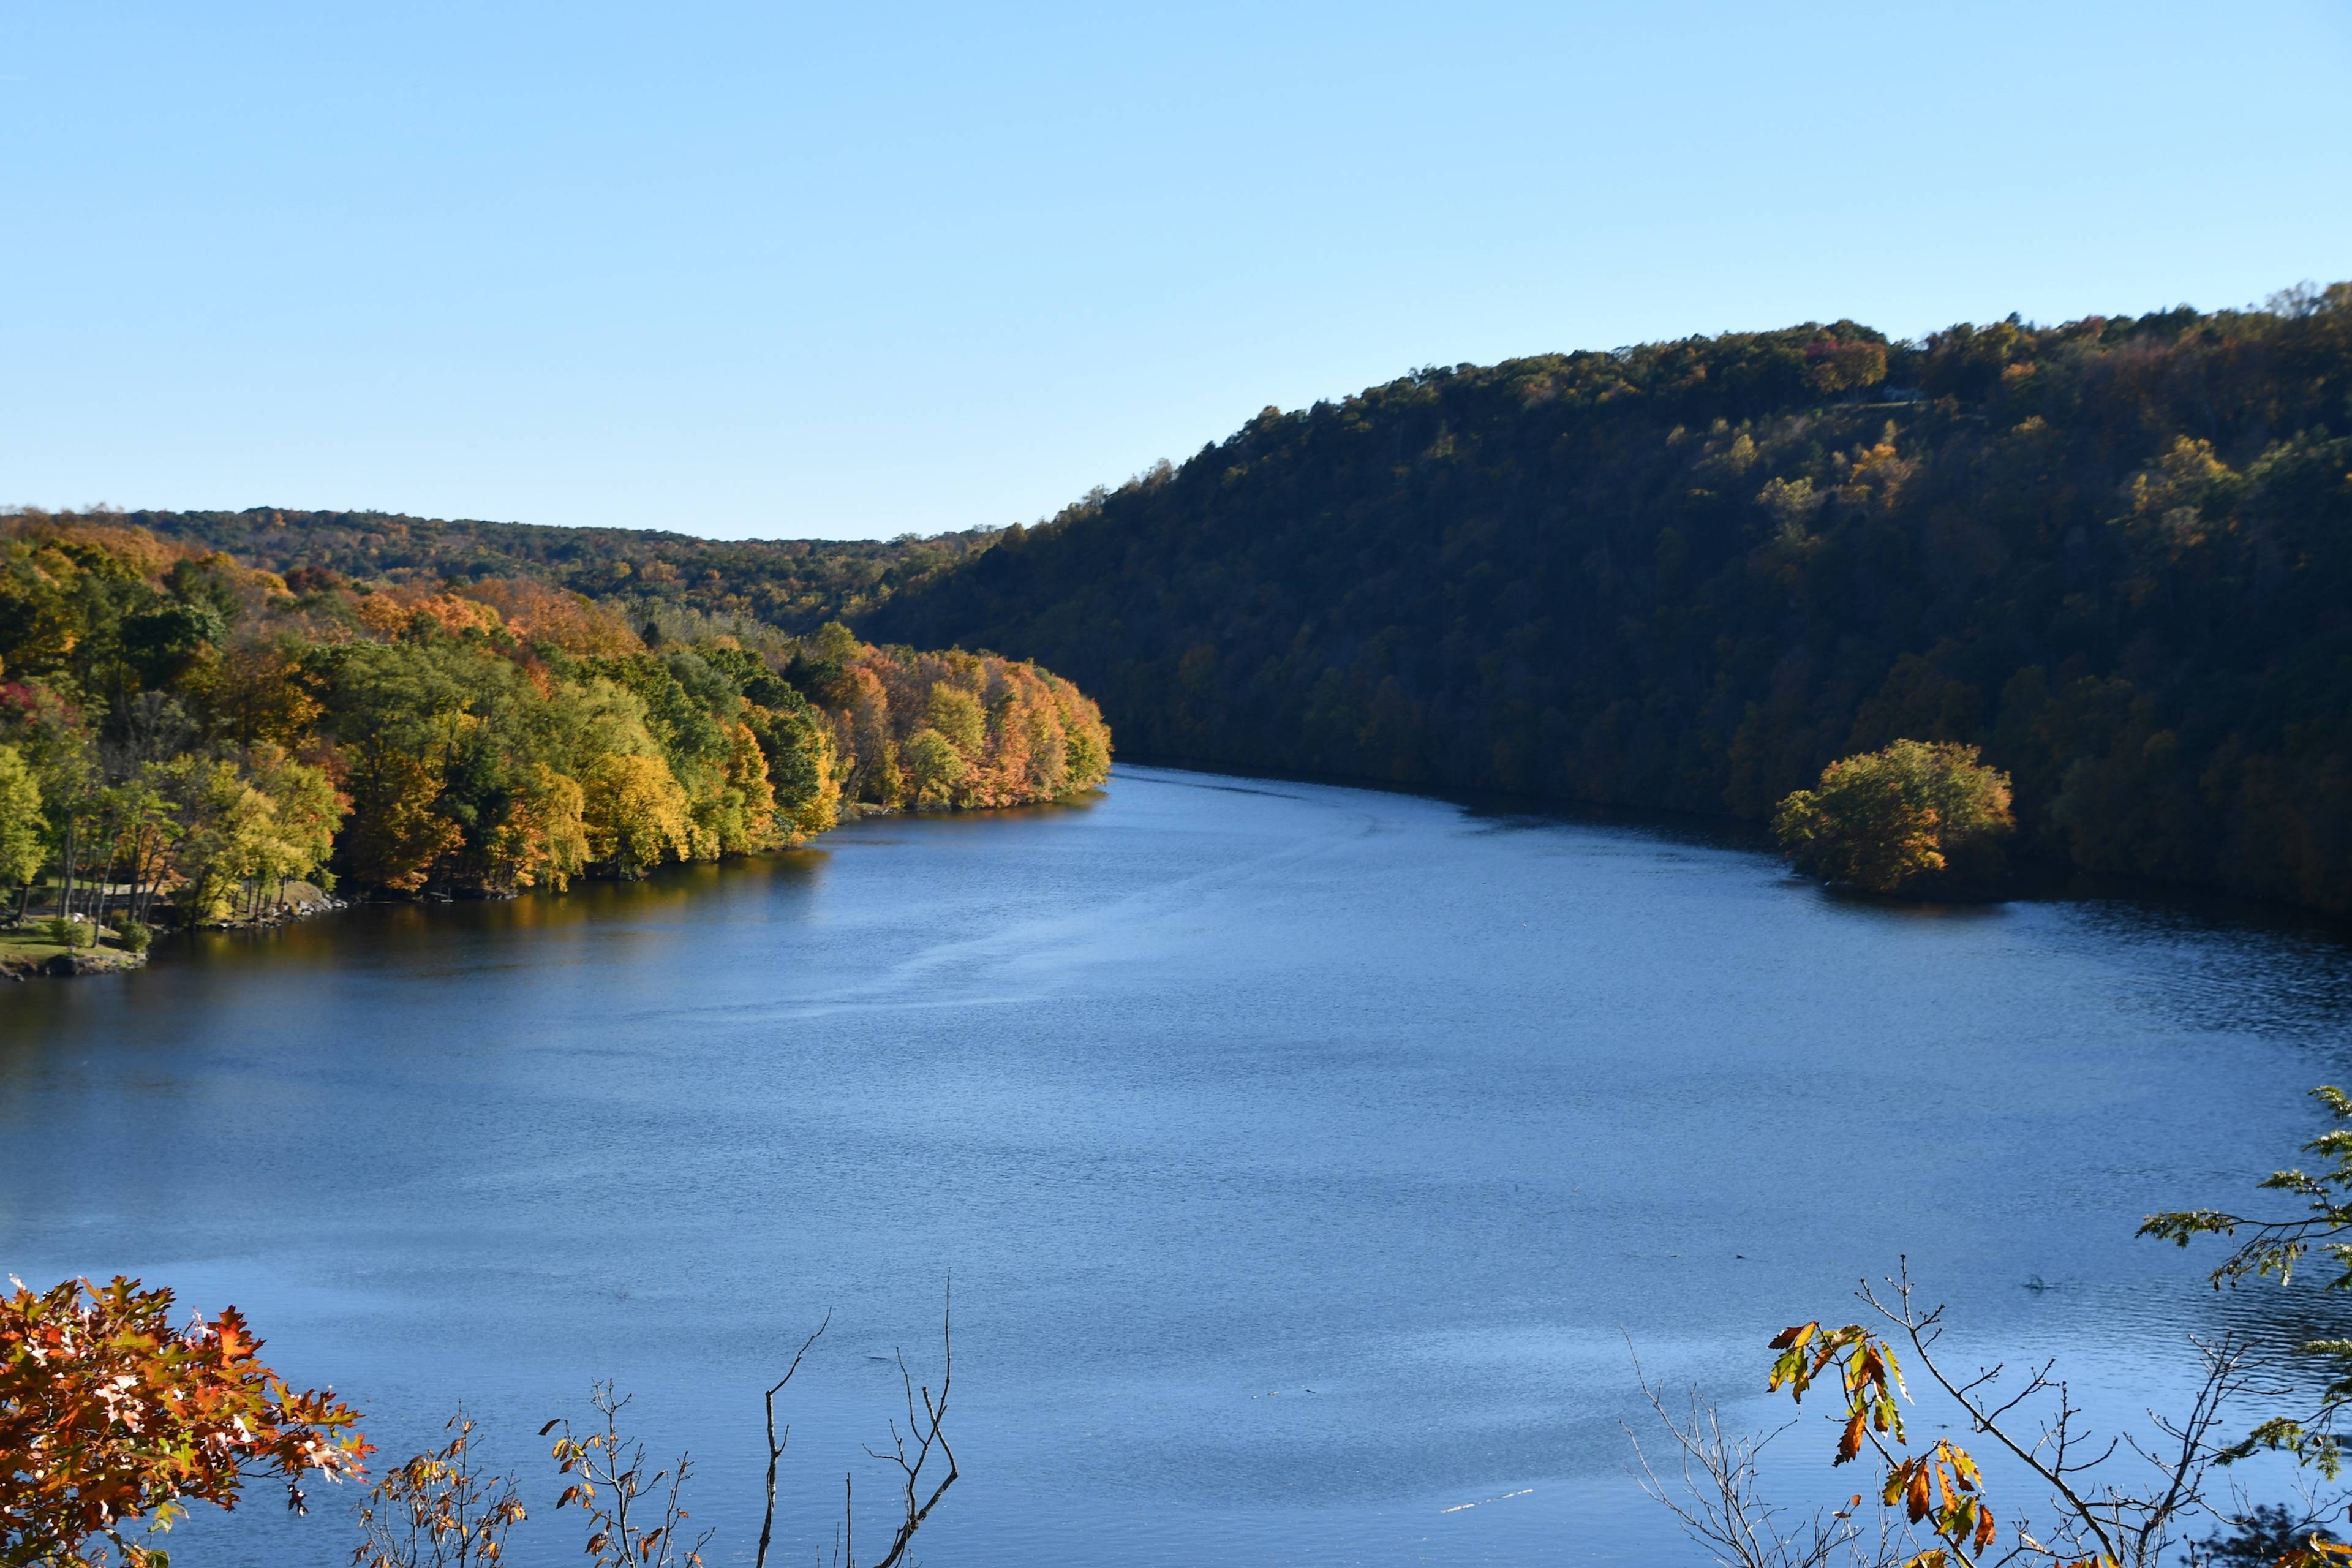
[21,758,2342,987]
[0,795,1016,983]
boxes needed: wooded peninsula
[0,518,1110,971]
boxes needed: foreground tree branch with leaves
[2143,1087,2352,1477]
[0,1275,370,1567]
[0,1265,962,1568]
[1638,1088,2352,1568]
[337,1289,959,1568]
[543,1384,712,1568]
[1628,1345,1893,1568]
[350,1407,526,1568]
[1761,1268,2286,1568]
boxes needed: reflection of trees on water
[181,848,837,960]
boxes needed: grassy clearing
[0,929,145,977]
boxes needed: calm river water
[6,764,2352,1565]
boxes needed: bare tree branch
[1624,1340,1899,1568]
[755,1312,831,1568]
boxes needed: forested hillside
[0,516,1107,933]
[118,508,993,630]
[869,286,2352,912]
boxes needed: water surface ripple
[5,765,2350,1565]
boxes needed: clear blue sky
[7,1,2348,541]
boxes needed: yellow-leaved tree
[582,753,691,878]
[486,764,590,892]
[1773,741,2013,895]
[244,744,346,916]
[900,728,971,809]
[155,757,275,923]
[0,743,43,897]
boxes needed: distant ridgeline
[0,519,1109,919]
[122,508,993,632]
[866,287,2352,913]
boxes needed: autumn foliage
[1774,741,2015,895]
[1710,1099,2352,1568]
[543,1385,709,1568]
[0,515,1111,921]
[1768,1321,1997,1567]
[869,285,2352,913]
[350,1408,526,1568]
[0,1275,369,1567]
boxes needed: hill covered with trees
[868,286,2352,913]
[0,515,1109,941]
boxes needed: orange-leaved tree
[0,1274,370,1567]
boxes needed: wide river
[7,765,2352,1566]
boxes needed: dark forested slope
[869,288,2352,911]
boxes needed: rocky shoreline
[0,945,149,981]
[1,882,349,982]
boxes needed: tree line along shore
[13,282,2350,924]
[869,285,2352,914]
[0,517,1111,977]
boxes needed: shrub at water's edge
[0,516,1110,943]
[1773,739,2015,896]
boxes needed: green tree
[318,643,473,893]
[117,598,224,692]
[246,745,345,912]
[807,620,861,664]
[924,683,985,758]
[900,728,970,807]
[744,693,840,842]
[1774,741,2013,894]
[0,744,42,896]
[155,756,274,923]
[1063,720,1109,794]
